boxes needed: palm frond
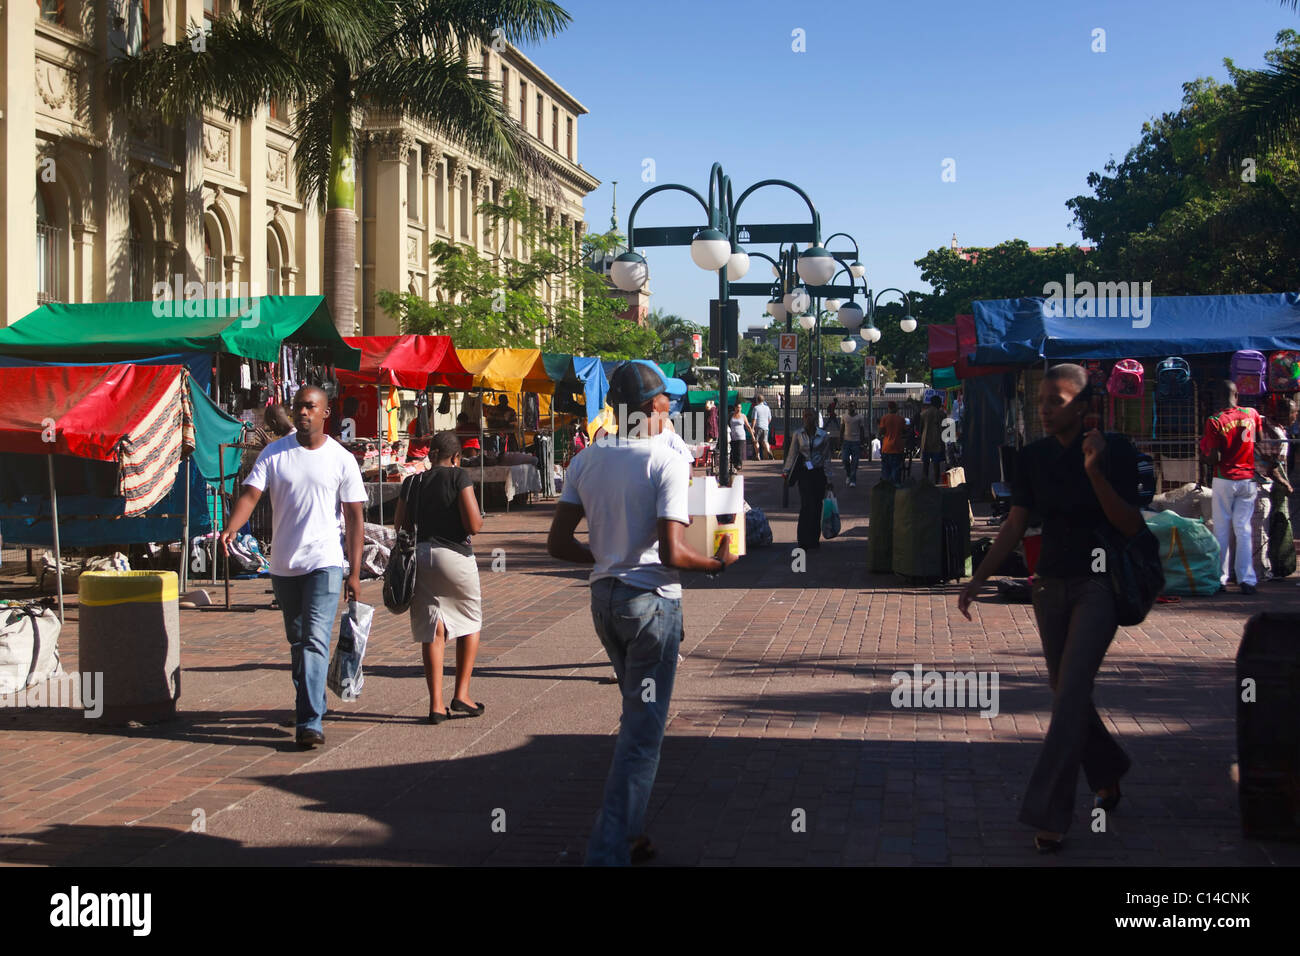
[1218,46,1300,158]
[388,0,571,52]
[357,50,556,192]
[260,0,392,71]
[291,93,342,212]
[109,13,304,120]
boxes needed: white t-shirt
[558,432,690,598]
[752,402,772,430]
[661,429,698,463]
[244,434,367,576]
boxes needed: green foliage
[379,188,659,358]
[647,309,702,363]
[737,339,777,387]
[1067,31,1300,294]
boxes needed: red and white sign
[778,333,798,352]
[691,333,702,359]
[863,355,876,367]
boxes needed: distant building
[588,181,650,326]
[949,234,1092,263]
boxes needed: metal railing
[36,223,62,304]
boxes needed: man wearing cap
[548,360,738,866]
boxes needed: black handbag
[1095,522,1164,626]
[382,473,422,613]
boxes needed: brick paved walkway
[2,455,1298,866]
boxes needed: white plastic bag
[328,601,373,701]
[0,605,64,695]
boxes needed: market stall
[968,293,1300,493]
[454,348,553,509]
[336,334,472,525]
[0,365,242,620]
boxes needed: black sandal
[1094,782,1122,813]
[451,698,485,717]
[630,835,656,865]
[1034,834,1064,854]
[427,708,451,725]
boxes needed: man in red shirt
[1200,381,1264,594]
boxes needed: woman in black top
[958,364,1145,853]
[393,431,485,724]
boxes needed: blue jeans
[271,567,343,733]
[881,452,904,484]
[841,440,861,483]
[585,579,683,866]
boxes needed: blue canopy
[971,293,1300,365]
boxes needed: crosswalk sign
[780,352,796,374]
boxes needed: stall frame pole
[46,456,64,623]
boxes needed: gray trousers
[1019,575,1131,834]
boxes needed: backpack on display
[1269,351,1300,393]
[1155,356,1192,401]
[1084,360,1108,391]
[1231,350,1267,396]
[1107,359,1146,429]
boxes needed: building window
[128,207,149,302]
[435,158,445,228]
[500,66,509,111]
[519,79,527,126]
[459,172,469,237]
[267,227,281,294]
[204,220,220,289]
[407,146,421,221]
[268,97,285,123]
[38,0,65,26]
[552,106,559,151]
[566,117,573,160]
[36,190,62,305]
[536,93,543,139]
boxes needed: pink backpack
[1107,359,1145,429]
[1231,350,1267,396]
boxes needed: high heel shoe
[1034,833,1065,854]
[1094,782,1122,813]
[451,698,485,717]
[427,708,451,725]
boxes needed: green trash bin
[78,571,180,724]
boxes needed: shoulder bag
[1095,522,1164,626]
[383,472,423,614]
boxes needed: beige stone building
[1,0,599,332]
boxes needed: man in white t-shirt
[750,395,773,460]
[222,385,366,749]
[548,360,737,865]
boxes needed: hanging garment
[524,392,540,431]
[385,387,400,443]
[415,391,431,437]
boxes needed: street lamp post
[615,164,823,486]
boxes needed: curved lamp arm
[870,287,912,318]
[823,232,860,259]
[625,182,712,250]
[730,179,822,246]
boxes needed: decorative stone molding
[368,128,415,162]
[423,148,440,176]
[407,235,420,263]
[474,172,491,205]
[266,148,288,187]
[35,60,73,113]
[130,165,177,219]
[202,125,231,166]
[447,156,466,186]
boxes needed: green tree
[1068,33,1300,293]
[110,0,566,335]
[737,338,777,387]
[378,188,658,358]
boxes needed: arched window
[266,226,282,295]
[129,206,148,301]
[36,188,62,304]
[204,216,221,290]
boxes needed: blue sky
[521,0,1297,331]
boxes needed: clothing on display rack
[524,392,540,431]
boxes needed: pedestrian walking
[392,431,485,724]
[783,407,834,550]
[222,385,366,749]
[919,394,947,483]
[547,361,736,866]
[958,364,1143,853]
[840,402,866,487]
[1254,397,1296,582]
[750,394,773,460]
[1201,381,1263,594]
[878,401,906,484]
[728,405,754,473]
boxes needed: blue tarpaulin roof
[971,294,1300,365]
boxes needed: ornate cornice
[367,128,416,163]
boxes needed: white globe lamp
[796,245,837,286]
[726,245,750,281]
[900,315,918,333]
[609,251,648,292]
[838,301,865,330]
[690,228,731,272]
[839,338,857,354]
[797,313,816,331]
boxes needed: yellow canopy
[455,348,553,394]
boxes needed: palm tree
[648,308,701,363]
[110,0,567,335]
[1217,11,1300,157]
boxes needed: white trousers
[1212,477,1258,587]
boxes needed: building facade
[2,1,599,332]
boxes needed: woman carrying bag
[392,431,486,724]
[957,364,1150,854]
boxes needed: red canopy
[929,317,1017,379]
[336,335,472,390]
[0,363,185,460]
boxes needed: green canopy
[685,388,740,408]
[0,295,361,370]
[658,360,692,381]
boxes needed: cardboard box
[684,475,747,558]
